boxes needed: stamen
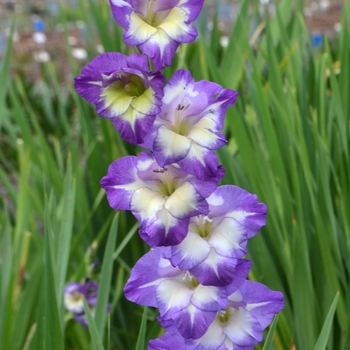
[153,167,168,173]
[203,215,213,223]
[217,310,226,318]
[182,271,193,281]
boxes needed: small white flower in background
[32,32,47,45]
[33,51,51,63]
[72,48,88,60]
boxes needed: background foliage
[0,0,349,349]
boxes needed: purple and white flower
[110,0,204,70]
[100,151,224,246]
[168,185,267,286]
[142,70,238,180]
[64,280,109,328]
[64,282,86,314]
[124,247,251,339]
[75,52,165,144]
[149,280,284,349]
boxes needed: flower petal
[156,279,193,317]
[75,52,165,144]
[171,304,216,339]
[207,217,248,258]
[171,228,211,270]
[189,319,226,349]
[187,116,227,150]
[131,187,166,223]
[207,186,267,238]
[178,143,220,180]
[139,209,190,246]
[153,125,192,166]
[124,248,170,307]
[100,156,139,210]
[158,7,198,42]
[165,182,209,219]
[191,284,227,312]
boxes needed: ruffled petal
[171,229,211,270]
[124,248,169,307]
[171,304,216,339]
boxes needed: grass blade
[83,299,105,350]
[262,315,279,350]
[135,307,148,350]
[313,292,340,350]
[94,213,119,337]
[56,155,76,307]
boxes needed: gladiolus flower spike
[74,0,284,347]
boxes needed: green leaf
[135,307,148,350]
[313,292,340,350]
[94,213,119,337]
[262,315,279,350]
[83,298,105,350]
[56,155,76,307]
[42,199,65,350]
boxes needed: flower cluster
[64,279,103,327]
[75,0,284,348]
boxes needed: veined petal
[178,0,205,22]
[190,249,239,287]
[124,248,169,307]
[165,182,208,219]
[131,187,165,221]
[131,86,159,115]
[224,307,262,346]
[156,279,193,317]
[207,186,267,238]
[231,281,285,329]
[191,284,227,311]
[149,326,187,350]
[190,320,226,349]
[207,218,248,258]
[162,69,197,105]
[100,156,140,210]
[153,0,180,12]
[171,229,211,270]
[171,304,216,339]
[99,80,134,116]
[109,0,132,30]
[111,108,156,144]
[139,208,190,246]
[194,80,239,130]
[139,28,176,70]
[124,11,157,45]
[153,125,192,166]
[187,116,227,149]
[158,7,197,42]
[178,143,220,180]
